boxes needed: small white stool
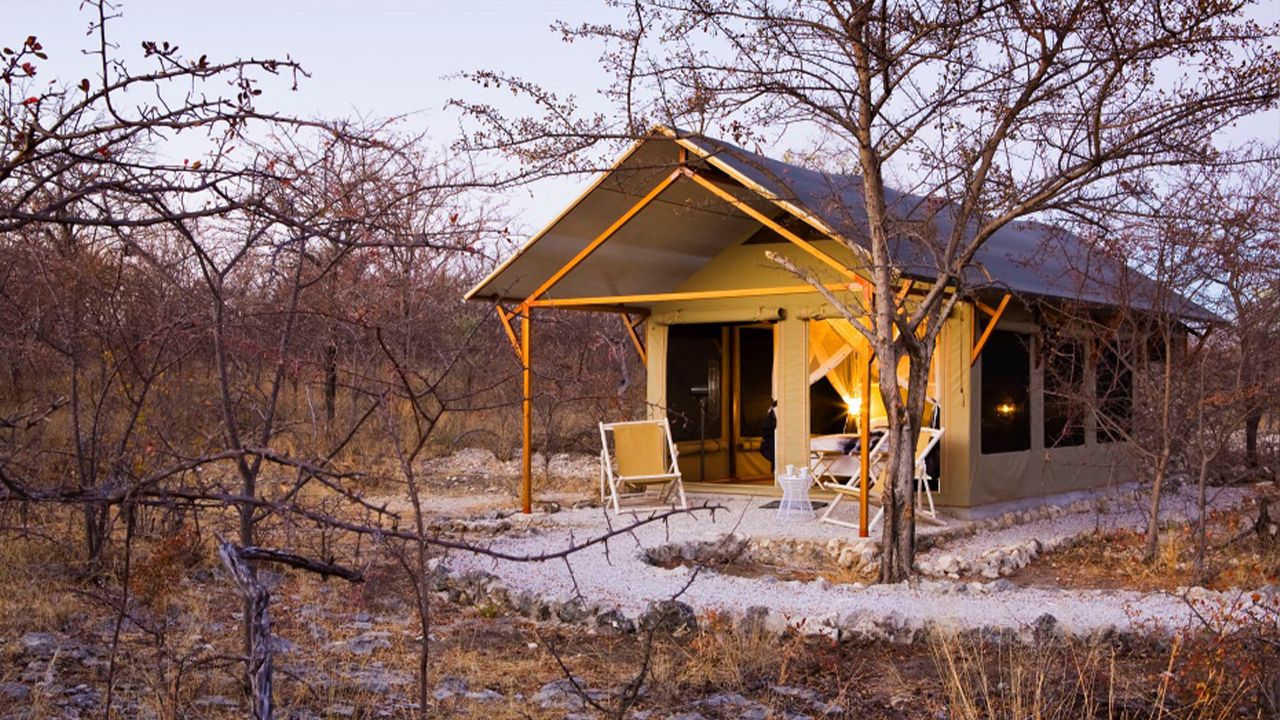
[776,469,815,520]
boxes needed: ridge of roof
[467,127,1219,323]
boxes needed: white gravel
[445,486,1266,638]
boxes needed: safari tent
[465,128,1211,530]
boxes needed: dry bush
[647,611,808,695]
[929,632,1248,720]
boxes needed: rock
[669,714,709,720]
[0,682,30,701]
[837,547,857,568]
[347,667,412,694]
[326,704,355,718]
[1032,613,1058,642]
[596,608,637,634]
[698,692,770,720]
[770,684,824,704]
[464,689,503,702]
[270,636,299,654]
[19,632,58,656]
[556,598,589,624]
[534,677,603,710]
[61,684,99,709]
[335,630,391,655]
[639,600,698,634]
[433,676,469,700]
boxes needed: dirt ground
[1009,493,1280,593]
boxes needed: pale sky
[7,1,1279,239]
[5,1,625,234]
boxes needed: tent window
[1095,343,1132,443]
[666,324,724,443]
[981,330,1032,454]
[1042,332,1086,448]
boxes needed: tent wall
[640,235,1135,509]
[965,305,1137,507]
[775,316,811,471]
[645,322,668,420]
[933,302,974,507]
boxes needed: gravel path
[445,485,1266,638]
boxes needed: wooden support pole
[521,311,532,514]
[970,293,1012,366]
[529,282,857,309]
[496,306,521,357]
[860,285,873,538]
[860,353,872,538]
[622,314,647,363]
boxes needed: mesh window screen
[1042,332,1087,448]
[737,326,774,437]
[666,325,724,442]
[1095,343,1133,443]
[981,330,1032,454]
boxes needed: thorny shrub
[1180,591,1280,714]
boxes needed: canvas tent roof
[467,128,1216,322]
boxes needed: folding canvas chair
[818,427,945,531]
[599,418,687,515]
[817,431,890,529]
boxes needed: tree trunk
[218,542,273,720]
[1143,454,1169,564]
[1143,334,1176,565]
[878,347,932,583]
[324,341,338,424]
[1245,412,1261,469]
[1192,454,1211,585]
[83,502,111,572]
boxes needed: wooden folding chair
[819,428,946,530]
[599,418,687,515]
[818,432,890,529]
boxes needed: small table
[775,471,815,520]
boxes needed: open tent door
[808,319,888,432]
[733,325,774,480]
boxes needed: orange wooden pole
[970,293,1012,366]
[496,306,521,357]
[521,311,532,514]
[622,314,647,363]
[528,282,857,308]
[860,285,874,537]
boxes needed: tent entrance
[666,322,775,484]
[805,318,943,491]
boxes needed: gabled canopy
[467,127,1216,322]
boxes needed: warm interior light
[995,401,1018,417]
[845,396,862,416]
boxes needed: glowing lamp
[995,401,1018,417]
[845,396,862,416]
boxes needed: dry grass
[1013,493,1280,593]
[929,632,1252,720]
[2,497,1276,719]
